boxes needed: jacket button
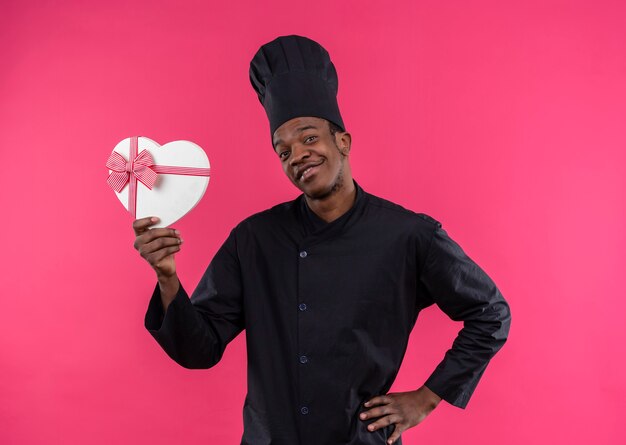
[299,355,308,364]
[299,303,307,311]
[299,251,308,258]
[301,406,309,415]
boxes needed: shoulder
[416,212,442,228]
[364,191,442,230]
[233,197,300,233]
[360,190,443,263]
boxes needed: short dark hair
[328,120,344,137]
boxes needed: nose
[289,143,311,167]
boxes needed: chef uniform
[145,35,511,445]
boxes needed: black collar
[297,180,367,246]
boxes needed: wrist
[157,270,177,283]
[157,274,180,313]
[418,385,442,409]
[158,273,179,293]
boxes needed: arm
[361,223,511,444]
[419,224,511,408]
[133,216,182,312]
[135,217,245,369]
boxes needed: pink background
[1,0,624,443]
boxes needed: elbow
[178,359,218,370]
[488,298,511,347]
[174,351,223,370]
[499,299,512,341]
[167,337,226,370]
[468,298,511,349]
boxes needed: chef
[134,35,511,445]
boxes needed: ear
[337,131,352,155]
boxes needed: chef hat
[249,35,345,139]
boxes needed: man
[135,35,511,445]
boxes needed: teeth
[300,167,313,181]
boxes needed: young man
[135,35,511,445]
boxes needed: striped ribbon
[106,136,211,218]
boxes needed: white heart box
[108,136,210,228]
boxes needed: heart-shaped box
[106,136,211,228]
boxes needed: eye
[304,135,317,144]
[278,150,290,160]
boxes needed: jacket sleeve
[419,223,511,408]
[144,229,245,369]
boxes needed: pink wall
[1,0,624,443]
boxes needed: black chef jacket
[145,181,511,445]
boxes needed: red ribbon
[106,136,211,218]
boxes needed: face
[273,117,351,200]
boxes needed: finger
[139,236,183,256]
[150,245,181,265]
[360,405,394,421]
[364,395,392,408]
[366,414,401,432]
[387,424,403,444]
[134,228,181,250]
[140,228,180,243]
[133,216,159,234]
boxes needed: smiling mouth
[298,161,324,182]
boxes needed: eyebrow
[273,125,319,149]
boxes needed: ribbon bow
[106,136,211,220]
[106,148,158,193]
